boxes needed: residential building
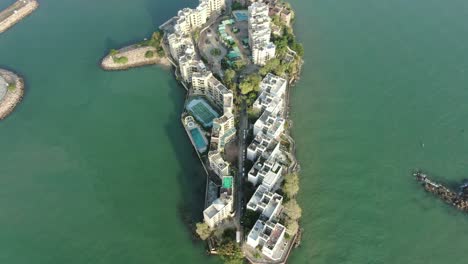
[211,112,236,151]
[208,150,230,177]
[192,71,234,114]
[246,185,283,220]
[246,220,287,261]
[248,2,276,65]
[179,53,206,83]
[204,176,234,228]
[247,132,280,162]
[252,73,287,113]
[167,32,194,61]
[247,155,283,190]
[253,109,285,138]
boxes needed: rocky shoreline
[0,69,25,120]
[0,0,39,34]
[101,45,171,71]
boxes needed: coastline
[101,45,171,71]
[0,0,39,34]
[0,69,25,120]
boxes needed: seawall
[0,0,39,34]
[0,69,25,120]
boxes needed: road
[235,98,249,242]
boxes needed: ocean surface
[0,0,467,263]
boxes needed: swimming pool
[190,127,208,153]
[233,10,248,22]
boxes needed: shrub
[145,50,154,58]
[112,56,128,64]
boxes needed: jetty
[101,44,170,71]
[413,170,468,213]
[0,0,39,34]
[0,69,25,120]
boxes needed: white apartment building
[247,155,283,190]
[247,133,280,162]
[247,220,287,261]
[174,0,225,34]
[252,73,287,113]
[248,2,276,65]
[211,112,236,151]
[204,176,234,228]
[179,53,206,83]
[253,113,285,139]
[208,150,230,177]
[192,71,234,114]
[167,32,194,61]
[246,185,283,220]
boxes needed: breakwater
[413,171,468,213]
[0,0,38,34]
[0,69,24,120]
[101,45,170,71]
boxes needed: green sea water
[1,0,468,264]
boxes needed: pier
[0,0,39,34]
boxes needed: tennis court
[186,98,220,128]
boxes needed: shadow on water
[164,76,208,242]
[145,0,196,28]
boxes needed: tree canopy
[239,74,261,95]
[283,199,302,220]
[195,222,212,240]
[218,241,244,264]
[283,173,300,198]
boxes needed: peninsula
[0,68,25,120]
[101,0,304,263]
[0,0,39,34]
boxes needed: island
[101,0,304,263]
[0,0,39,34]
[0,68,25,120]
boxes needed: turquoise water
[1,0,468,263]
[190,127,207,151]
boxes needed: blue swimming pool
[190,128,208,153]
[233,11,248,22]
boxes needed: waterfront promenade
[0,69,24,120]
[0,0,38,34]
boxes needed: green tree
[218,241,244,264]
[241,210,261,229]
[283,173,300,198]
[239,74,261,95]
[145,50,154,58]
[224,69,236,85]
[195,222,212,240]
[284,199,302,220]
[259,58,280,76]
[109,49,119,56]
[285,218,299,235]
[112,56,128,64]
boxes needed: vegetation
[283,199,302,220]
[247,107,261,121]
[210,48,222,57]
[224,69,236,86]
[285,218,299,235]
[140,31,165,57]
[109,49,119,56]
[283,173,300,198]
[195,222,212,240]
[7,83,16,91]
[241,209,261,230]
[218,241,244,264]
[112,56,128,64]
[232,2,246,11]
[145,50,154,58]
[239,73,261,95]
